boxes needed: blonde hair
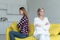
[37,8,45,17]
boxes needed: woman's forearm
[42,24,50,31]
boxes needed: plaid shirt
[17,16,29,35]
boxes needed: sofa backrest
[29,23,34,36]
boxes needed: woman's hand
[35,24,40,27]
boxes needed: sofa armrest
[6,27,12,40]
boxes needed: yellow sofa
[6,21,60,40]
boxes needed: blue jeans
[9,31,28,40]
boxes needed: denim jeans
[9,31,28,40]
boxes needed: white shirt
[34,17,50,35]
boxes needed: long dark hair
[19,7,29,23]
[19,7,28,16]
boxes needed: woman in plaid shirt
[9,7,29,40]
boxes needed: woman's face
[19,10,23,15]
[39,9,44,16]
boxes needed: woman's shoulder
[23,15,28,19]
[34,17,39,20]
[44,17,48,20]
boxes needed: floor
[0,34,5,40]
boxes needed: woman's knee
[9,31,14,35]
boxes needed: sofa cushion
[50,35,60,40]
[49,24,60,36]
[15,36,36,40]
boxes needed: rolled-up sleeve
[43,17,50,31]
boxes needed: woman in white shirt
[34,8,50,40]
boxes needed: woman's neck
[39,16,44,20]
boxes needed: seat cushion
[15,36,36,40]
[50,35,60,40]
